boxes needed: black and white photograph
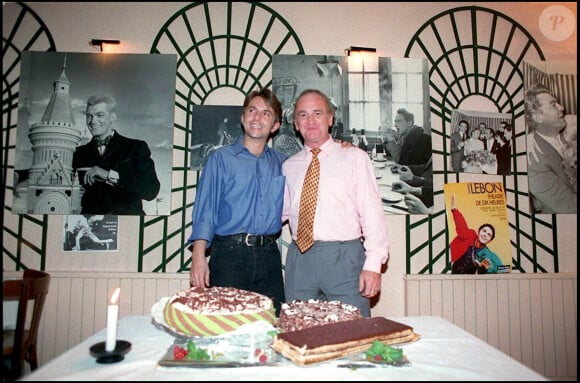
[12,51,176,216]
[523,60,577,214]
[272,54,432,214]
[189,105,243,170]
[449,109,513,175]
[63,214,118,252]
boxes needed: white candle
[105,287,120,352]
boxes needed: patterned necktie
[296,148,321,253]
[93,135,112,147]
[93,135,112,155]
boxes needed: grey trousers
[284,238,371,317]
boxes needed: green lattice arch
[2,3,56,271]
[139,2,304,272]
[403,6,557,274]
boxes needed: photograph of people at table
[272,54,432,215]
[449,109,513,175]
[379,108,433,213]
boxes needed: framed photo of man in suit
[13,51,176,216]
[523,60,577,214]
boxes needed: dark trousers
[209,236,285,316]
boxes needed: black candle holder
[90,340,131,364]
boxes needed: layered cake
[272,317,418,365]
[163,286,276,336]
[278,299,364,332]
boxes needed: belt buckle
[244,234,262,246]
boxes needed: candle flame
[110,287,120,304]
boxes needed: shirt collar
[232,135,272,156]
[93,131,115,146]
[537,131,565,155]
[232,136,246,155]
[303,136,336,157]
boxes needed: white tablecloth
[20,315,546,381]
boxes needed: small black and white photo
[63,214,118,252]
[12,51,176,216]
[449,109,513,175]
[189,105,243,170]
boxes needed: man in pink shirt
[282,89,390,317]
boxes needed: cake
[278,299,364,332]
[163,286,276,336]
[272,317,418,365]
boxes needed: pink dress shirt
[282,139,389,273]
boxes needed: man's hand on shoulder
[335,139,353,148]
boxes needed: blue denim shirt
[188,136,286,247]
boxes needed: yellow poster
[444,182,511,274]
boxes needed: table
[20,315,546,381]
[372,159,409,214]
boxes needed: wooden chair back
[3,269,51,380]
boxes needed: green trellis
[139,2,305,272]
[2,3,560,275]
[403,6,556,274]
[2,2,55,271]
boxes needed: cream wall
[2,2,577,320]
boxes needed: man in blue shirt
[188,88,286,315]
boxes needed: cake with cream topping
[163,286,276,336]
[278,299,364,332]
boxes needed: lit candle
[105,287,120,352]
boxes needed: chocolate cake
[272,317,418,365]
[163,286,276,336]
[278,299,364,332]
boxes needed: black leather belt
[215,233,278,247]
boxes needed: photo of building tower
[12,56,85,214]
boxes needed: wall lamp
[91,39,121,52]
[345,46,377,56]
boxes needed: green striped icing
[164,302,276,336]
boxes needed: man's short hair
[294,89,334,116]
[396,108,414,124]
[87,95,117,112]
[243,88,282,124]
[524,84,552,132]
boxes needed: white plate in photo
[381,191,403,203]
